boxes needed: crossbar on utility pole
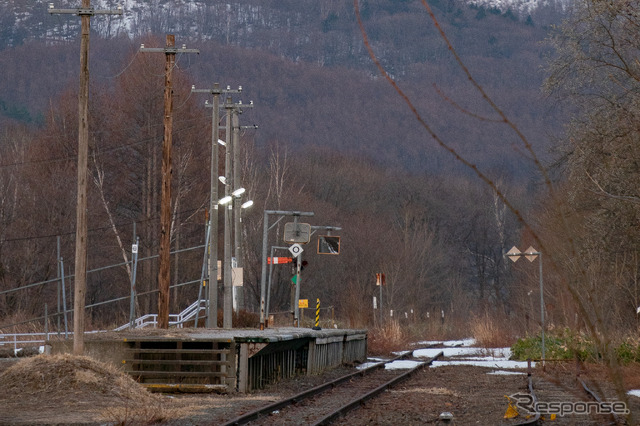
[140,36,198,329]
[48,1,122,356]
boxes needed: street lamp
[507,245,545,365]
[192,83,240,329]
[232,193,253,312]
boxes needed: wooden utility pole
[158,34,175,330]
[140,36,198,329]
[48,1,122,355]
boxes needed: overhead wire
[1,204,207,244]
[0,116,205,170]
[94,49,140,79]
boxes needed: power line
[95,49,140,79]
[1,206,207,244]
[0,116,205,170]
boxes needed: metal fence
[0,232,209,341]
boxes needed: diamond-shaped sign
[524,246,538,262]
[289,243,303,257]
[506,246,521,262]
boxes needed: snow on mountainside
[95,0,572,17]
[0,0,572,49]
[88,0,572,18]
[467,0,570,15]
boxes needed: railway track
[514,362,627,425]
[221,351,443,426]
[219,352,633,425]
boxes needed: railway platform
[47,327,367,393]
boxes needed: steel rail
[221,350,441,426]
[515,365,540,426]
[577,376,622,425]
[313,351,443,425]
[516,360,614,426]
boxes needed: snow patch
[487,370,527,375]
[356,361,384,370]
[431,359,531,369]
[415,338,476,347]
[385,360,424,370]
[414,347,482,358]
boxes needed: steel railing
[1,298,207,350]
[113,298,206,331]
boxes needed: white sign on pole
[289,243,303,258]
[284,223,311,243]
[132,244,138,254]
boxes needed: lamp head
[218,195,232,205]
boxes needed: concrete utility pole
[221,98,254,328]
[223,97,234,329]
[48,1,122,355]
[231,101,254,313]
[191,84,241,328]
[140,36,198,329]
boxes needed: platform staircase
[113,298,207,331]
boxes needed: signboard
[284,222,311,244]
[318,235,340,254]
[232,267,243,287]
[289,243,303,258]
[298,299,308,309]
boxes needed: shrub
[510,328,640,363]
[510,328,598,361]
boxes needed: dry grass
[368,315,517,357]
[470,312,517,348]
[0,354,207,424]
[368,320,411,356]
[0,354,150,398]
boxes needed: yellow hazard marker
[504,395,519,419]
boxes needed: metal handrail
[1,298,207,349]
[0,330,107,352]
[112,298,206,331]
